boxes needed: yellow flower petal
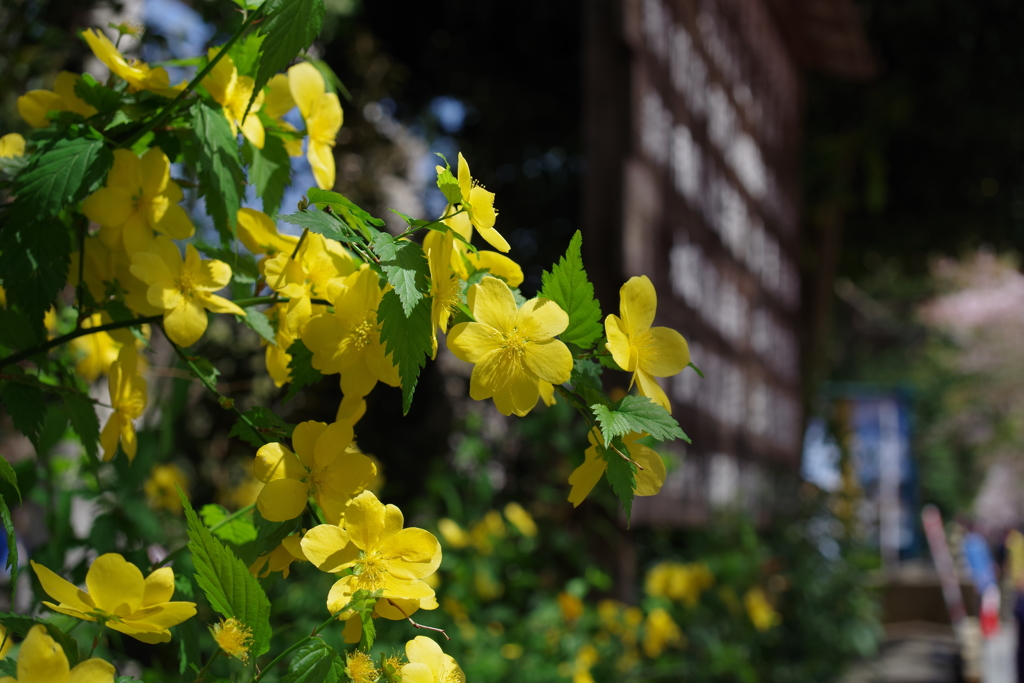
[292,421,328,467]
[240,111,266,149]
[254,443,305,483]
[401,663,435,683]
[381,528,441,579]
[237,207,298,256]
[256,478,310,522]
[264,74,295,118]
[31,561,96,611]
[517,297,569,339]
[345,491,403,550]
[629,439,666,496]
[17,625,71,682]
[82,187,134,228]
[0,133,26,158]
[636,369,672,413]
[85,553,145,615]
[164,299,208,347]
[17,90,64,128]
[604,314,634,372]
[155,204,195,240]
[141,146,170,197]
[288,62,325,121]
[522,339,572,385]
[446,322,502,363]
[620,275,657,336]
[641,327,691,377]
[312,419,354,468]
[300,524,357,573]
[406,635,445,674]
[124,601,197,629]
[53,71,97,118]
[465,250,523,286]
[142,567,176,606]
[67,657,116,683]
[308,139,336,190]
[468,277,518,332]
[107,149,143,191]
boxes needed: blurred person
[1006,528,1024,682]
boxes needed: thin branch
[119,4,267,149]
[386,599,450,640]
[0,315,162,369]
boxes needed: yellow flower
[210,617,253,664]
[426,230,461,358]
[605,276,690,413]
[568,429,666,507]
[236,208,299,260]
[100,346,146,462]
[570,644,599,683]
[744,587,780,632]
[289,62,342,190]
[302,264,400,400]
[642,608,684,657]
[401,636,466,683]
[437,518,471,549]
[470,510,506,555]
[263,74,304,157]
[465,249,524,286]
[144,464,190,514]
[0,624,114,683]
[31,553,196,643]
[447,276,573,416]
[17,72,97,129]
[249,532,307,579]
[301,491,442,614]
[503,502,538,537]
[203,49,265,149]
[0,134,25,159]
[254,419,374,522]
[264,303,298,388]
[82,29,183,96]
[263,231,356,333]
[129,236,245,347]
[345,650,380,683]
[558,592,584,623]
[82,148,194,255]
[70,314,121,383]
[645,561,713,606]
[454,153,508,252]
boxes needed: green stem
[166,334,268,445]
[231,295,332,308]
[119,5,266,149]
[395,207,466,240]
[0,315,163,369]
[193,649,222,683]
[253,615,338,683]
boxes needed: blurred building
[581,0,874,525]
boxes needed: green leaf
[201,504,258,545]
[0,499,16,608]
[377,290,432,415]
[0,217,71,337]
[0,379,46,450]
[284,339,323,403]
[338,589,383,651]
[603,439,637,524]
[570,359,607,408]
[229,406,295,448]
[248,135,290,216]
[0,659,14,677]
[281,639,344,683]
[371,232,429,316]
[590,395,690,445]
[436,164,461,204]
[73,73,122,113]
[539,231,603,349]
[237,308,276,345]
[180,490,273,656]
[252,509,298,560]
[63,392,99,461]
[280,205,355,243]
[8,133,111,221]
[0,613,79,666]
[228,31,265,77]
[249,0,326,115]
[0,455,19,505]
[0,309,37,351]
[306,188,385,234]
[184,101,244,240]
[194,242,259,284]
[186,356,220,387]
